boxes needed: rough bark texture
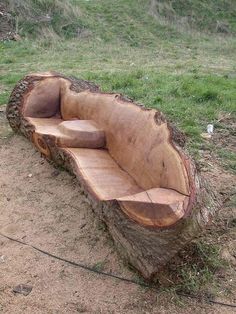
[6,72,218,280]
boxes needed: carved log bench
[6,72,216,279]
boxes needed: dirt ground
[0,107,235,314]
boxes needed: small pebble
[13,284,32,296]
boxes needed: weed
[217,148,236,174]
[0,92,9,105]
[162,241,227,295]
[92,261,106,272]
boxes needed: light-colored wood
[21,79,192,227]
[118,188,189,227]
[27,112,191,226]
[60,80,190,196]
[65,148,142,200]
[58,120,105,148]
[27,117,105,149]
[27,117,62,135]
[23,78,61,118]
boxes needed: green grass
[177,242,225,294]
[161,241,227,295]
[4,0,236,41]
[217,148,236,173]
[0,91,9,105]
[154,0,236,34]
[92,260,107,272]
[5,0,181,43]
[0,38,235,150]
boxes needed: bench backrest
[60,80,190,195]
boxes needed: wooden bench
[6,72,216,279]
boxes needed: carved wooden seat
[7,72,216,279]
[28,118,105,149]
[66,148,142,200]
[58,120,105,148]
[23,79,190,227]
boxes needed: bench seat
[64,148,143,201]
[26,117,189,226]
[27,117,105,149]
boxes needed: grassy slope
[4,0,236,39]
[0,0,236,296]
[154,0,236,33]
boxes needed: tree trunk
[6,72,218,280]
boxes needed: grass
[152,0,236,34]
[176,242,225,294]
[0,38,235,153]
[92,260,107,272]
[159,241,228,296]
[5,0,236,40]
[129,239,228,299]
[217,148,236,173]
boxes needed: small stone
[51,170,60,177]
[201,132,212,139]
[28,173,33,178]
[0,256,5,263]
[13,284,32,296]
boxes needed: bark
[6,72,218,280]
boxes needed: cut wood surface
[28,118,105,149]
[6,72,217,279]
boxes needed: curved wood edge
[6,71,100,133]
[6,72,219,279]
[117,188,190,227]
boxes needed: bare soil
[0,108,235,314]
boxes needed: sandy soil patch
[0,109,235,313]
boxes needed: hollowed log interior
[6,72,216,279]
[21,75,192,228]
